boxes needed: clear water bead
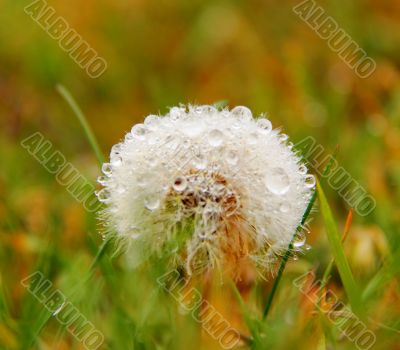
[144,195,160,211]
[146,156,157,167]
[279,203,290,213]
[265,167,290,195]
[131,124,148,140]
[208,129,224,147]
[195,105,217,115]
[115,184,126,194]
[257,118,272,133]
[97,176,107,185]
[226,150,239,165]
[137,175,147,187]
[279,134,289,143]
[248,132,259,144]
[173,176,188,192]
[305,174,316,188]
[169,107,183,121]
[144,115,160,128]
[125,133,134,142]
[194,155,207,170]
[299,164,307,175]
[96,189,111,203]
[231,106,252,121]
[111,157,122,167]
[181,119,205,138]
[110,143,122,156]
[293,233,306,248]
[102,163,112,176]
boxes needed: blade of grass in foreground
[320,208,353,288]
[56,84,111,272]
[56,84,105,166]
[317,181,361,316]
[263,149,338,320]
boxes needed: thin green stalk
[320,209,352,290]
[263,148,338,320]
[56,84,110,272]
[89,237,113,273]
[317,181,361,316]
[56,84,105,166]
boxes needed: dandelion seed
[97,105,315,277]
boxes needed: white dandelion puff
[96,105,315,277]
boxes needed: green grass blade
[56,85,110,274]
[317,181,361,315]
[362,247,400,301]
[263,149,338,320]
[320,209,353,290]
[56,84,105,166]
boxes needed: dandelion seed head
[97,105,315,276]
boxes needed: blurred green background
[0,0,399,349]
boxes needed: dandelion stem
[262,146,338,320]
[56,84,105,166]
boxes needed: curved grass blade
[321,209,353,288]
[317,181,361,316]
[56,84,105,166]
[56,84,110,272]
[263,147,338,319]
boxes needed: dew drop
[52,302,65,316]
[125,133,134,142]
[293,233,306,248]
[110,143,122,156]
[111,157,122,167]
[147,156,157,167]
[96,189,111,203]
[169,107,183,121]
[298,164,307,176]
[144,114,160,127]
[137,175,147,187]
[181,120,205,138]
[232,121,241,129]
[195,105,217,115]
[102,163,112,176]
[248,132,259,144]
[131,124,148,140]
[257,118,272,133]
[265,167,290,195]
[144,195,160,211]
[116,184,126,194]
[173,176,188,192]
[231,106,252,121]
[97,176,107,185]
[208,129,224,147]
[279,203,290,213]
[193,154,207,170]
[279,134,289,143]
[226,150,238,165]
[305,174,316,188]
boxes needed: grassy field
[0,0,399,349]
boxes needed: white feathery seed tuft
[96,105,315,276]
